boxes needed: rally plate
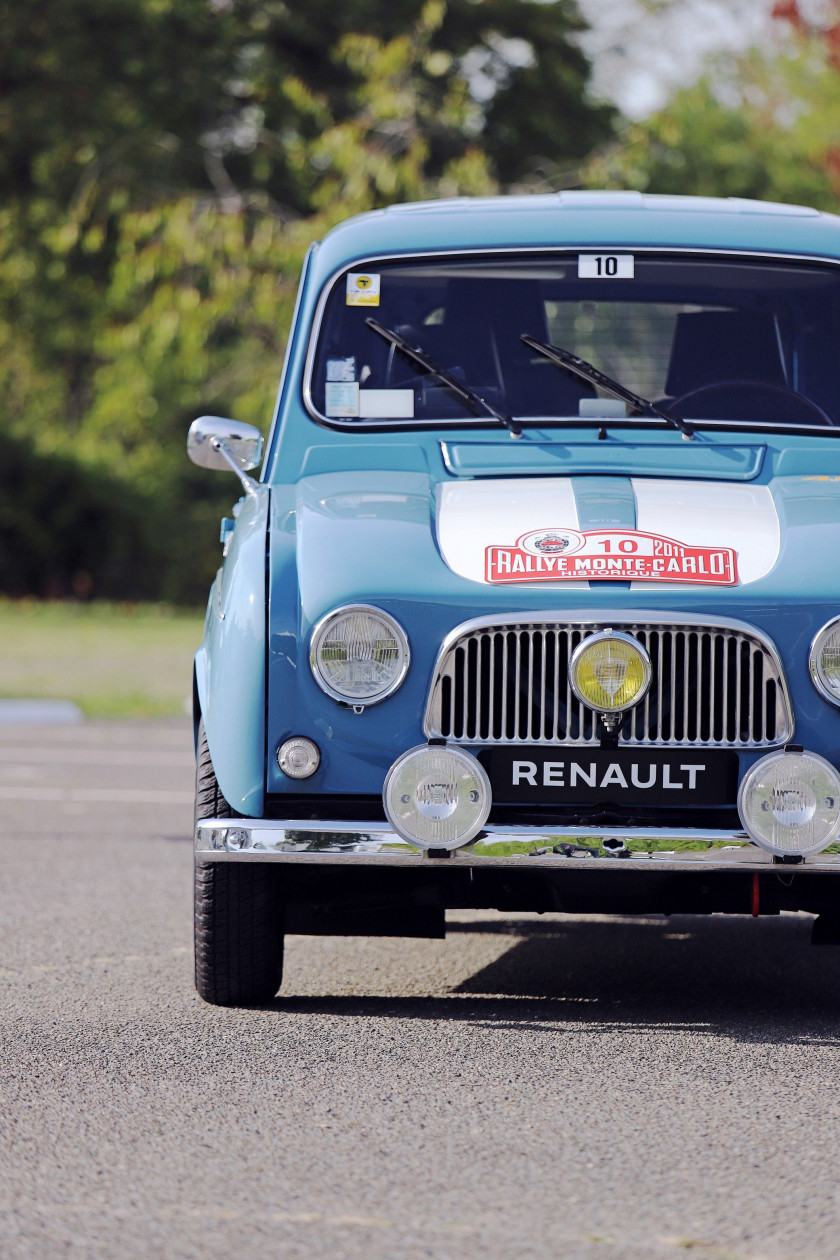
[485,527,739,586]
[480,747,738,806]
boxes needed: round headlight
[738,749,840,856]
[310,605,409,705]
[570,630,651,715]
[383,744,491,850]
[810,617,840,707]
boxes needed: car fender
[194,484,270,815]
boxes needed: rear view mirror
[187,416,264,473]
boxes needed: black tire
[193,720,284,1005]
[194,716,236,826]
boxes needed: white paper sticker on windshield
[578,254,635,279]
[325,381,359,416]
[358,390,414,418]
[346,273,381,306]
[326,356,356,382]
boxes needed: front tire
[193,720,284,1005]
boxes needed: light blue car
[189,190,840,1005]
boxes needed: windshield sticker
[485,528,738,586]
[325,381,360,417]
[326,356,356,382]
[358,389,414,418]
[578,254,635,279]
[346,273,381,306]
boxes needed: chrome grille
[424,615,793,748]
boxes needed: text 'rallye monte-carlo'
[188,190,840,1005]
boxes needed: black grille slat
[752,649,764,743]
[453,646,465,738]
[766,678,777,742]
[427,619,792,748]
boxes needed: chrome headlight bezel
[809,616,840,708]
[569,629,652,715]
[737,748,840,857]
[383,743,492,850]
[310,604,410,706]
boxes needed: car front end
[191,191,840,1002]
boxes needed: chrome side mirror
[187,416,264,473]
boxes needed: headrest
[665,310,786,398]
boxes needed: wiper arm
[367,318,522,437]
[521,334,694,439]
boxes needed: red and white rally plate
[485,527,739,586]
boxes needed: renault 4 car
[189,190,840,1005]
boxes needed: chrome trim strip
[301,245,840,434]
[422,609,793,747]
[195,818,840,870]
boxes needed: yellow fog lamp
[570,629,651,726]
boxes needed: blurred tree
[5,5,570,602]
[0,0,239,209]
[0,0,610,217]
[81,10,499,470]
[0,430,154,600]
[582,0,840,211]
[235,0,613,202]
[0,0,611,601]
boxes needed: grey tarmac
[1,720,839,1260]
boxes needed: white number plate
[578,254,635,279]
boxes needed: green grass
[0,599,205,718]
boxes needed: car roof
[312,191,840,280]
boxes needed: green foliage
[247,0,613,200]
[0,0,234,204]
[0,0,609,215]
[583,30,840,210]
[0,429,152,599]
[0,1,610,603]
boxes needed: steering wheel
[669,380,834,426]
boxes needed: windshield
[308,252,840,429]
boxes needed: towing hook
[602,837,628,857]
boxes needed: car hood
[289,469,840,616]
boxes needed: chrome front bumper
[195,819,840,872]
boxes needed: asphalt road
[2,720,840,1260]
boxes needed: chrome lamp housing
[569,629,652,725]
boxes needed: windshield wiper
[367,317,522,437]
[521,334,694,439]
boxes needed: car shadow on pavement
[275,913,840,1041]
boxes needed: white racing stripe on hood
[631,479,780,587]
[437,478,589,587]
[437,477,781,587]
